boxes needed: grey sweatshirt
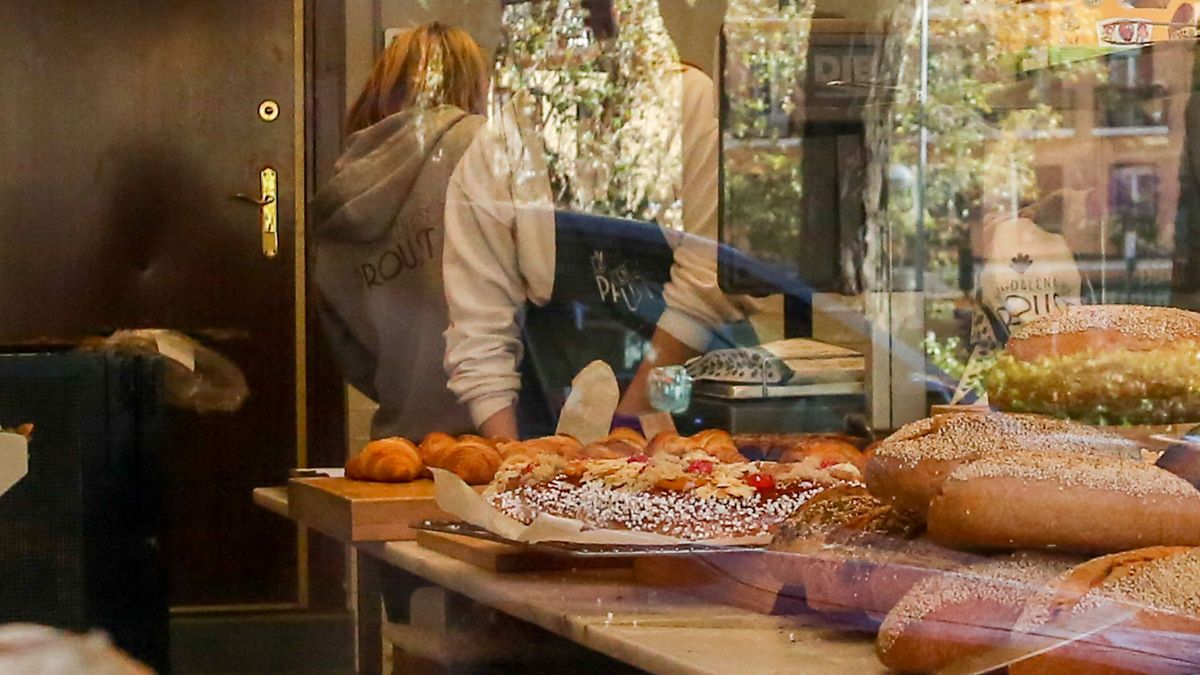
[314,105,484,439]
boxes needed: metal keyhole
[258,100,279,122]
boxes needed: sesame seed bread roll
[927,452,1200,554]
[876,551,1080,674]
[1006,305,1200,361]
[865,413,1138,518]
[1009,547,1200,675]
[989,304,1200,425]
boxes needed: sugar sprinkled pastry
[484,452,862,540]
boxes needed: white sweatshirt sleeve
[658,67,763,351]
[443,107,556,427]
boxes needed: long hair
[345,22,487,134]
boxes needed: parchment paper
[0,432,28,497]
[431,468,770,546]
[555,360,619,445]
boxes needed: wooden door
[0,0,337,609]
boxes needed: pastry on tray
[483,452,863,540]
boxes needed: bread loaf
[876,551,1080,674]
[345,437,424,482]
[1010,546,1200,675]
[865,412,1138,517]
[1157,441,1200,490]
[927,451,1200,554]
[988,304,1200,424]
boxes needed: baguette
[864,412,1136,518]
[1010,547,1200,675]
[876,551,1080,674]
[927,452,1200,554]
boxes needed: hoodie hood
[313,105,476,243]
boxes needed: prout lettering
[360,228,435,287]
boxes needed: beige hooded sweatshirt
[314,106,484,439]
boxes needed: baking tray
[413,521,764,558]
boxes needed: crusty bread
[1009,547,1200,675]
[927,452,1200,554]
[345,437,424,482]
[990,305,1200,425]
[1005,305,1200,361]
[865,412,1137,518]
[769,486,937,617]
[876,551,1080,674]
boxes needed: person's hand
[479,405,520,441]
[616,327,701,417]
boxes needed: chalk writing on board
[591,250,653,312]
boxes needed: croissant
[689,429,747,463]
[499,435,584,461]
[606,427,647,450]
[457,434,501,448]
[418,431,458,467]
[690,428,734,450]
[429,441,502,485]
[582,442,628,460]
[645,431,690,457]
[345,437,424,482]
[779,438,863,469]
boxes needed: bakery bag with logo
[976,216,1082,345]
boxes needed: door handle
[231,167,278,258]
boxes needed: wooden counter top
[256,486,885,674]
[368,541,885,675]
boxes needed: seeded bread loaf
[864,412,1138,518]
[1009,546,1200,675]
[876,551,1080,674]
[927,452,1200,554]
[988,304,1200,424]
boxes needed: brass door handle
[231,194,275,207]
[230,167,278,258]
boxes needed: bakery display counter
[254,488,883,675]
[369,540,885,675]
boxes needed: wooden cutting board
[287,477,478,543]
[415,530,631,572]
